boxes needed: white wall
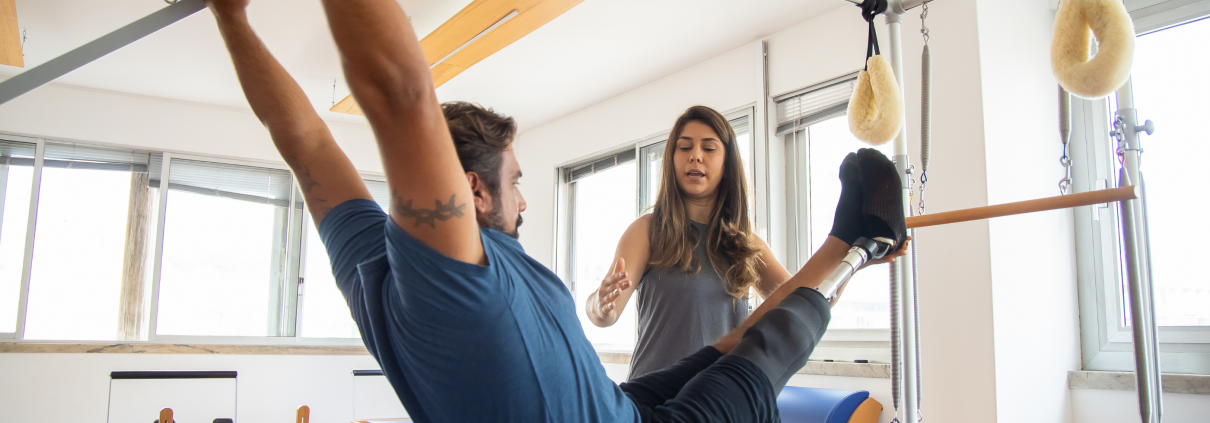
[0,352,382,423]
[0,80,382,173]
[975,1,1082,423]
[514,41,763,267]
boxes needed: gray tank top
[627,220,750,380]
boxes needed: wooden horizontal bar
[906,186,1138,229]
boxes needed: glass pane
[572,162,637,350]
[1124,17,1210,326]
[807,115,893,329]
[24,167,133,340]
[0,147,36,333]
[731,116,757,230]
[156,161,291,337]
[640,141,665,213]
[299,180,385,338]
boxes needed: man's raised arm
[319,0,484,265]
[208,0,371,224]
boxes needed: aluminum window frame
[779,78,891,359]
[0,133,366,347]
[1072,3,1210,375]
[554,106,760,352]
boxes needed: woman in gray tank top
[583,106,796,380]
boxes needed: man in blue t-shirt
[207,0,907,421]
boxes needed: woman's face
[673,120,727,200]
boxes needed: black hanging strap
[861,0,888,69]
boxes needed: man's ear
[466,171,492,215]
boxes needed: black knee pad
[729,287,831,393]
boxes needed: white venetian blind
[565,149,637,183]
[167,159,293,207]
[775,76,857,136]
[364,179,390,211]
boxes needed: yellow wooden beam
[0,0,22,67]
[329,0,583,115]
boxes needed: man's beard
[486,209,523,239]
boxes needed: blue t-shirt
[318,199,639,423]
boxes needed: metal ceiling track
[0,0,206,106]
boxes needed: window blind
[730,115,750,136]
[565,149,636,183]
[0,139,36,165]
[775,76,857,136]
[364,179,390,211]
[167,159,293,207]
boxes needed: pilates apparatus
[829,1,1162,422]
[0,0,1164,422]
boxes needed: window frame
[778,75,892,359]
[0,133,366,347]
[554,106,758,352]
[1073,2,1210,375]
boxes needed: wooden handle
[159,408,173,423]
[906,186,1138,229]
[297,405,310,423]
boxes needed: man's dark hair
[442,101,517,197]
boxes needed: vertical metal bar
[147,153,173,339]
[1114,76,1162,423]
[886,3,921,422]
[13,139,43,339]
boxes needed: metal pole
[1114,78,1163,423]
[0,0,205,106]
[885,2,920,422]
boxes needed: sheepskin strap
[848,55,904,145]
[1052,0,1135,99]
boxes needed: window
[779,75,893,354]
[298,180,390,339]
[155,159,299,338]
[0,138,372,345]
[565,149,639,351]
[559,107,758,352]
[23,144,160,341]
[1074,3,1210,375]
[0,139,36,336]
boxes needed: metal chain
[920,3,930,44]
[1059,149,1073,194]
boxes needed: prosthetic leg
[815,237,895,301]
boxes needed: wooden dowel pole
[159,408,173,423]
[906,186,1138,229]
[297,405,310,423]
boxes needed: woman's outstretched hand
[589,257,631,324]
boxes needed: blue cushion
[776,386,869,423]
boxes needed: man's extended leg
[624,151,906,422]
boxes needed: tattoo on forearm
[287,156,321,194]
[395,194,468,228]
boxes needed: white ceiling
[0,0,841,133]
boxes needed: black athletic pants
[618,287,832,423]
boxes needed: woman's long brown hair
[648,106,762,299]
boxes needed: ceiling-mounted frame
[0,0,20,67]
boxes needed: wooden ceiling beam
[329,0,584,116]
[1,0,22,67]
